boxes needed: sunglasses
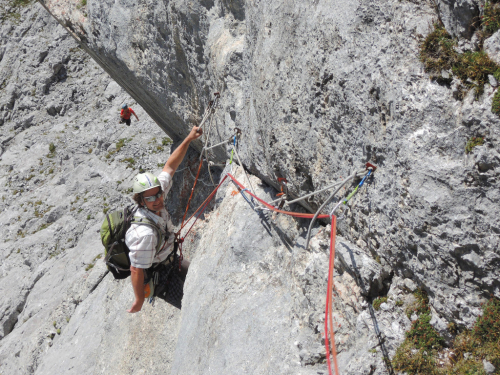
[143,191,163,202]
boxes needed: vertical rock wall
[40,0,500,324]
[1,0,499,373]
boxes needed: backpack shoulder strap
[131,215,164,253]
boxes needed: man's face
[142,187,164,212]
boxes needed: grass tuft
[482,1,500,36]
[420,23,457,81]
[420,22,500,103]
[373,297,388,311]
[492,89,500,115]
[393,296,500,374]
[465,136,484,153]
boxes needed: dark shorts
[146,256,190,309]
[120,118,131,126]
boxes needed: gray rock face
[1,0,500,374]
[0,2,215,374]
[484,30,500,64]
[40,0,500,324]
[436,0,479,39]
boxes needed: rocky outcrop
[39,0,500,323]
[1,0,499,374]
[0,2,213,373]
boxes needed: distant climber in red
[120,103,139,126]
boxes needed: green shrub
[11,0,33,7]
[406,289,430,319]
[49,143,56,153]
[122,157,135,169]
[465,136,484,153]
[420,22,500,99]
[483,1,500,36]
[406,313,445,351]
[36,223,52,232]
[394,296,500,374]
[473,298,500,343]
[373,297,388,311]
[442,298,500,373]
[452,51,498,97]
[419,23,458,80]
[393,341,439,375]
[393,290,445,374]
[116,138,128,151]
[492,89,500,115]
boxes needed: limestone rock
[1,0,500,374]
[484,30,500,65]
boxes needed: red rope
[227,174,330,219]
[176,171,340,372]
[325,215,339,375]
[178,175,228,239]
[180,158,204,229]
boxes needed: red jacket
[121,108,136,120]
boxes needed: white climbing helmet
[132,172,161,194]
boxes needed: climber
[119,103,139,126]
[126,126,203,313]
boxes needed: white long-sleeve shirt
[125,171,176,269]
